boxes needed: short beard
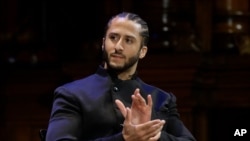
[103,49,140,72]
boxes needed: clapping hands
[115,88,165,141]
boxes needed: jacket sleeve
[156,92,196,141]
[46,87,125,141]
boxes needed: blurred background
[0,0,250,141]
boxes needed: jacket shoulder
[54,73,108,95]
[138,79,177,110]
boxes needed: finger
[147,94,153,108]
[115,99,127,117]
[131,88,143,106]
[133,88,140,96]
[144,120,165,132]
[131,94,137,103]
[134,120,164,140]
[125,107,132,125]
[149,125,163,139]
[143,121,165,140]
[131,97,144,107]
[137,119,162,130]
[148,120,165,135]
[122,108,133,139]
[149,131,161,141]
[134,89,146,105]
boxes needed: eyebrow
[109,32,137,40]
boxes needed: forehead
[107,17,142,37]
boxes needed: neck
[117,71,134,80]
[104,63,137,80]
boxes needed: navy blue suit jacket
[46,66,196,141]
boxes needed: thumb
[124,107,132,125]
[115,99,127,117]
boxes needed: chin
[108,62,125,70]
[110,64,124,70]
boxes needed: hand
[115,88,152,124]
[131,88,152,124]
[122,107,165,141]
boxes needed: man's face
[103,17,146,72]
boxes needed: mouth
[110,53,125,59]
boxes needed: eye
[125,38,133,44]
[109,34,118,41]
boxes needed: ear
[139,46,148,59]
[102,38,105,50]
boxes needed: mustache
[110,52,126,58]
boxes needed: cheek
[126,49,140,57]
[103,43,113,52]
[104,40,115,49]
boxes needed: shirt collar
[96,65,138,80]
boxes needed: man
[46,12,196,141]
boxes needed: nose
[114,40,124,51]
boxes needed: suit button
[113,87,119,92]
